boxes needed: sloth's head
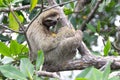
[41,9,60,30]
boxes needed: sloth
[27,9,82,66]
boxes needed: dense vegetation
[0,0,120,80]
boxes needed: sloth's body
[27,9,82,65]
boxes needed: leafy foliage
[104,38,111,56]
[30,0,38,11]
[36,50,44,71]
[20,58,34,80]
[0,0,120,79]
[0,41,11,56]
[75,62,120,80]
[86,23,96,33]
[9,12,24,31]
[0,40,28,59]
[0,34,11,42]
[0,64,27,80]
[0,54,44,79]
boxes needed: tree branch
[0,24,23,33]
[42,56,120,72]
[80,0,103,30]
[73,0,91,18]
[0,4,46,12]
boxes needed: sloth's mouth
[43,19,58,31]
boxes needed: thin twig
[0,4,47,12]
[37,71,64,80]
[44,0,77,11]
[0,0,76,13]
[0,24,23,33]
[80,0,103,30]
[73,0,91,18]
[40,0,44,13]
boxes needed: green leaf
[85,68,102,80]
[112,51,119,56]
[0,34,11,42]
[33,75,42,80]
[18,43,28,54]
[17,34,25,43]
[70,2,74,8]
[97,21,101,33]
[63,7,73,15]
[0,64,26,80]
[20,58,34,79]
[86,23,96,33]
[8,12,18,30]
[109,76,120,80]
[30,0,38,11]
[11,0,23,5]
[3,0,13,5]
[36,50,44,70]
[76,67,93,78]
[102,62,111,80]
[70,16,76,28]
[0,0,7,7]
[0,42,10,56]
[9,12,24,31]
[75,78,88,80]
[104,38,111,56]
[10,40,28,56]
[105,0,115,12]
[22,0,30,5]
[98,0,106,12]
[10,40,20,55]
[76,67,103,80]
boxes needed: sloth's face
[42,12,60,31]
